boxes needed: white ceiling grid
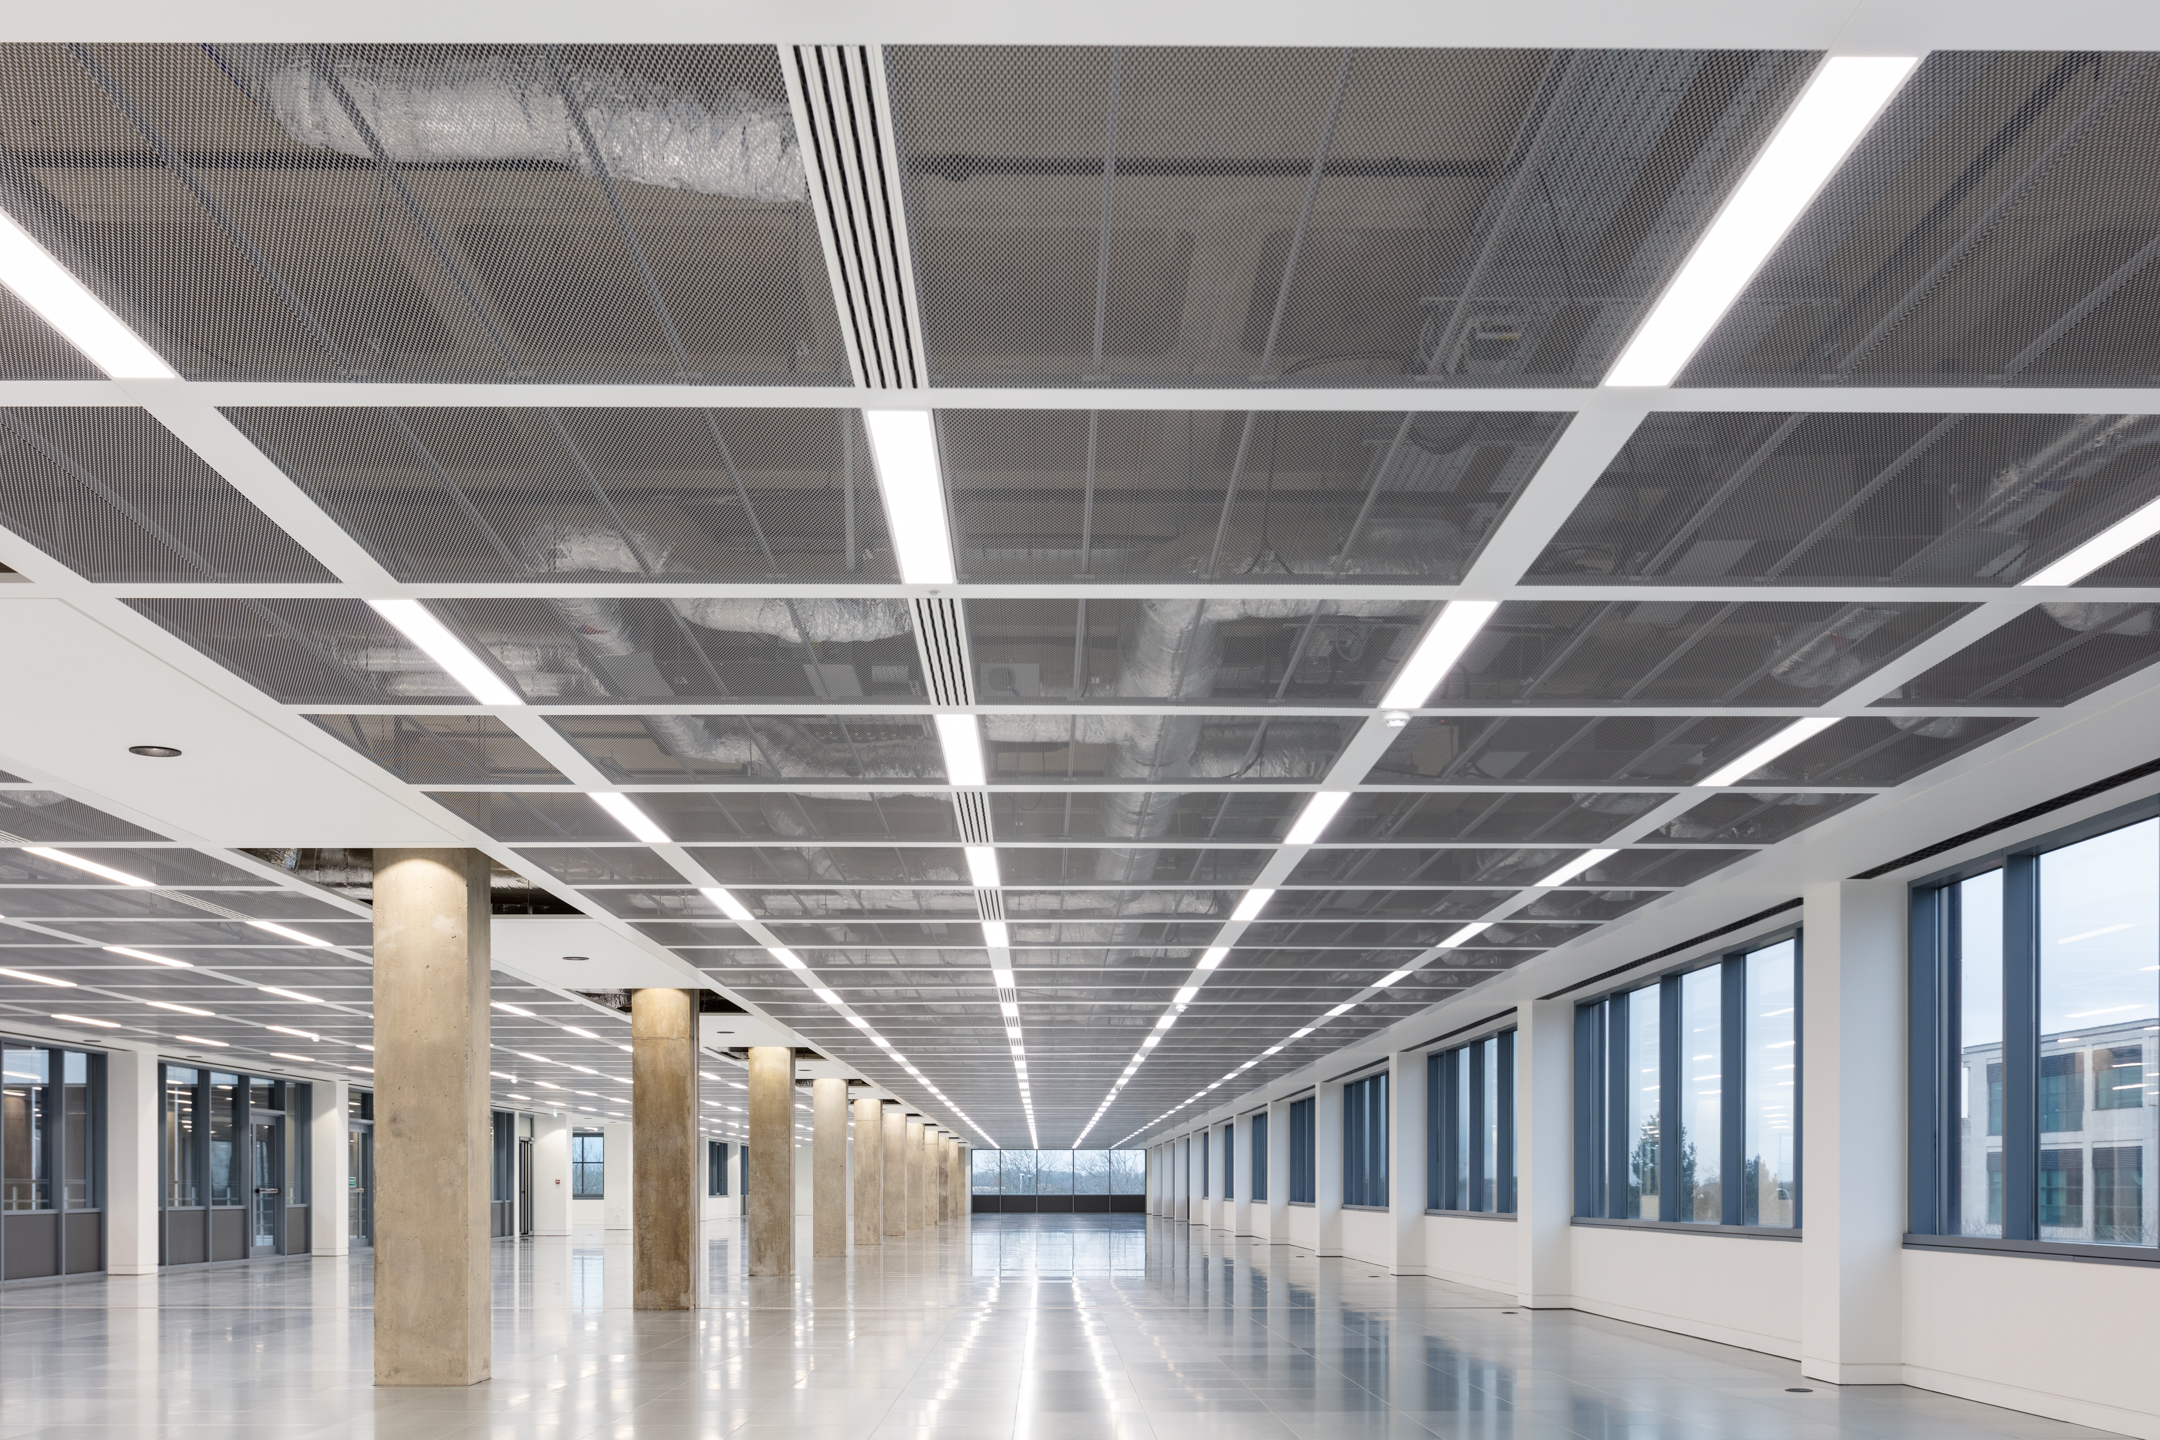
[0,43,2156,1146]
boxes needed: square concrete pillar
[310,1075,350,1256]
[852,1095,883,1248]
[1801,879,1909,1384]
[812,1078,849,1258]
[1517,997,1574,1308]
[104,1044,158,1276]
[631,988,698,1309]
[904,1119,925,1230]
[530,1112,570,1236]
[747,1046,795,1275]
[882,1104,906,1238]
[372,847,492,1387]
[1390,1050,1427,1276]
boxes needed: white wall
[1424,1215,1515,1292]
[1569,1227,1804,1357]
[1339,1208,1391,1266]
[1285,1206,1316,1249]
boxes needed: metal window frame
[1426,1028,1519,1216]
[1249,1110,1268,1203]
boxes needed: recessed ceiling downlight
[128,744,182,758]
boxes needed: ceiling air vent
[975,888,1007,923]
[912,596,973,707]
[785,44,926,390]
[952,790,994,847]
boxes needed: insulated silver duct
[224,46,805,203]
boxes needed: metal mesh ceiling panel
[0,292,99,380]
[996,848,1268,887]
[966,596,1437,704]
[0,44,847,383]
[127,597,458,703]
[0,790,162,841]
[1655,791,1872,843]
[512,845,687,885]
[306,714,566,784]
[685,845,968,885]
[1333,791,1656,844]
[1452,599,1967,705]
[1882,603,2160,704]
[229,407,892,582]
[989,789,1301,843]
[1684,51,2160,386]
[1288,845,1750,887]
[1372,712,1785,786]
[0,407,331,581]
[550,713,944,783]
[942,409,1566,582]
[434,789,962,843]
[0,845,257,885]
[1535,412,2160,585]
[885,46,1812,385]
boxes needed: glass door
[249,1120,282,1257]
[347,1125,373,1248]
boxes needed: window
[708,1140,728,1196]
[1221,1123,1233,1201]
[1288,1097,1316,1204]
[1249,1112,1268,1202]
[571,1131,604,1198]
[1576,936,1799,1229]
[966,1152,1145,1197]
[1914,812,2157,1250]
[163,1065,201,1208]
[491,1111,514,1205]
[1427,1031,1516,1213]
[1198,1131,1207,1199]
[1342,1073,1387,1208]
[2,1044,101,1214]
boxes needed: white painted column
[1265,1097,1289,1243]
[103,1044,159,1276]
[1390,1049,1426,1276]
[602,1120,633,1230]
[1145,1146,1158,1215]
[1800,879,1908,1385]
[1173,1137,1188,1221]
[1315,1080,1344,1257]
[1204,1124,1222,1229]
[1516,997,1574,1308]
[310,1075,351,1257]
[530,1112,570,1236]
[1232,1112,1254,1237]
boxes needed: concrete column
[1315,1078,1345,1257]
[852,1095,883,1248]
[530,1112,570,1236]
[953,1142,969,1220]
[1801,880,1908,1384]
[1232,1113,1254,1237]
[881,1104,906,1238]
[371,847,491,1387]
[812,1078,848,1258]
[940,1136,954,1222]
[1266,1099,1289,1241]
[924,1127,941,1228]
[902,1119,924,1230]
[1390,1050,1427,1276]
[747,1046,795,1276]
[602,1121,632,1230]
[104,1044,158,1276]
[1517,997,1574,1308]
[310,1074,351,1257]
[631,988,697,1310]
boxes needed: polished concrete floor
[0,1215,2128,1440]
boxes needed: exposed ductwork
[221,45,805,203]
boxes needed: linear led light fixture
[258,985,322,1004]
[1437,922,1491,949]
[1606,56,1918,386]
[991,966,1015,989]
[491,1002,534,1017]
[367,600,521,706]
[1379,601,1501,710]
[1197,946,1228,970]
[105,945,190,968]
[271,1053,316,1064]
[964,845,1001,889]
[53,1012,121,1029]
[592,792,668,844]
[1536,848,1619,888]
[250,919,330,947]
[0,966,74,987]
[1283,791,1349,846]
[266,1025,318,1041]
[24,847,150,886]
[768,947,805,969]
[1373,969,1410,989]
[0,209,174,377]
[935,713,987,786]
[2024,494,2160,585]
[862,410,956,585]
[145,999,214,1017]
[982,920,1010,948]
[1701,717,1839,786]
[699,887,755,923]
[1230,889,1275,923]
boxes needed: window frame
[1341,1071,1388,1209]
[1249,1111,1268,1202]
[1908,793,2160,1261]
[570,1130,605,1199]
[1287,1095,1316,1205]
[1427,1027,1517,1216]
[1572,928,1803,1233]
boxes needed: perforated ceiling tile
[943,409,1568,583]
[1370,712,1789,786]
[1879,603,2160,704]
[996,847,1268,887]
[0,289,99,380]
[989,788,1302,843]
[1534,412,2160,586]
[0,790,163,842]
[1449,599,1968,705]
[308,714,566,784]
[1723,714,2028,786]
[434,788,961,843]
[1655,791,1874,844]
[1683,51,2160,387]
[886,46,1811,386]
[551,713,943,784]
[0,407,332,582]
[128,596,457,704]
[229,407,893,583]
[686,844,967,885]
[966,596,1436,705]
[0,845,252,886]
[0,43,847,384]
